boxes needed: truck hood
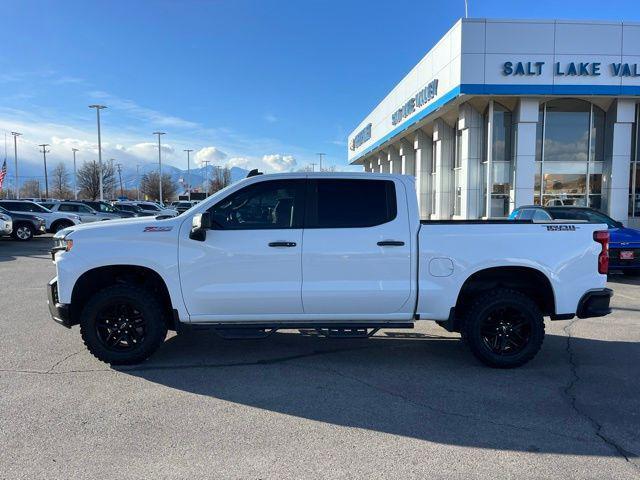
[58,215,182,238]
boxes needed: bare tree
[208,166,231,194]
[140,171,177,202]
[20,179,41,198]
[52,162,72,199]
[77,160,116,200]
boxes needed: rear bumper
[576,288,613,319]
[47,278,73,328]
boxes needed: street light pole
[116,163,124,198]
[153,132,166,203]
[136,164,141,201]
[184,149,193,201]
[38,144,50,198]
[89,105,107,201]
[72,148,79,199]
[316,153,326,172]
[202,160,210,196]
[11,132,21,199]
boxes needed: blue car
[510,206,640,276]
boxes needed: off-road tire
[80,284,167,365]
[462,288,545,368]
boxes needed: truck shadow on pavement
[118,329,640,461]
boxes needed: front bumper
[47,278,72,328]
[576,288,613,319]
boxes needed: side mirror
[189,212,212,241]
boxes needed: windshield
[98,203,116,213]
[139,203,161,211]
[28,202,51,213]
[549,209,620,228]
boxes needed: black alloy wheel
[463,288,545,368]
[95,302,147,351]
[479,306,531,356]
[80,284,167,365]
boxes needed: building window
[535,99,604,209]
[453,128,462,216]
[482,101,513,217]
[630,105,640,218]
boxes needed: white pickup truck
[48,173,613,368]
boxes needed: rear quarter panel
[417,222,608,320]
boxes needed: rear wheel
[11,223,34,241]
[80,285,167,365]
[462,288,544,368]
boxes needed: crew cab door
[301,178,412,315]
[179,178,306,319]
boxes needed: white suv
[0,200,82,233]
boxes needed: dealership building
[348,18,640,226]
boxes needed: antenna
[464,0,468,18]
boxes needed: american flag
[0,159,6,190]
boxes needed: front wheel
[80,285,168,365]
[462,288,545,368]
[52,220,73,233]
[11,223,34,241]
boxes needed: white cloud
[225,156,252,169]
[195,146,228,166]
[126,142,175,159]
[262,154,296,172]
[264,114,277,123]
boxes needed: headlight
[53,237,73,252]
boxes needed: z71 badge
[143,226,173,232]
[545,225,576,231]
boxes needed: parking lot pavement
[1,236,639,479]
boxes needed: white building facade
[348,19,640,226]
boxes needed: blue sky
[2,0,640,178]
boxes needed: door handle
[377,240,405,246]
[268,241,297,247]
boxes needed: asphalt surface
[1,235,639,479]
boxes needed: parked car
[118,201,177,217]
[174,201,196,214]
[40,201,114,223]
[0,200,81,233]
[79,200,137,219]
[510,205,640,275]
[0,205,46,241]
[112,202,154,217]
[0,210,12,237]
[48,173,611,368]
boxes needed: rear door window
[306,179,397,228]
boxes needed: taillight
[593,230,609,274]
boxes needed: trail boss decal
[143,226,173,232]
[545,225,577,231]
